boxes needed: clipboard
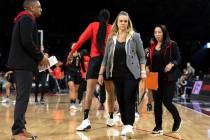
[145,72,158,90]
[39,56,58,72]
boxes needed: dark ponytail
[96,9,110,53]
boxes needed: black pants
[34,71,47,101]
[152,79,181,129]
[12,70,33,135]
[113,76,139,126]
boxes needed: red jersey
[71,22,112,57]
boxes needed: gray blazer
[102,32,146,79]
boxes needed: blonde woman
[98,11,146,137]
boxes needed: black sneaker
[35,99,39,105]
[147,103,152,112]
[152,127,163,134]
[172,119,182,132]
[40,99,46,105]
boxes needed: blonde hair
[108,11,134,41]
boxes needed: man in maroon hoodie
[7,0,48,139]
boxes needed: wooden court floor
[0,94,210,140]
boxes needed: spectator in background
[186,62,195,80]
[52,61,64,92]
[65,43,86,110]
[34,69,50,104]
[2,71,16,103]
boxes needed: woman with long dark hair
[149,24,182,134]
[67,9,115,131]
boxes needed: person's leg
[152,85,163,133]
[122,78,138,126]
[2,82,12,103]
[134,88,140,117]
[113,78,125,124]
[74,71,82,104]
[75,84,80,100]
[40,72,47,102]
[137,80,145,113]
[68,79,79,110]
[117,76,138,137]
[69,81,77,102]
[82,56,102,119]
[162,81,181,132]
[70,83,80,109]
[147,89,153,111]
[77,79,86,104]
[12,70,33,135]
[76,56,102,131]
[101,80,114,126]
[83,79,98,118]
[105,80,115,113]
[76,79,97,131]
[34,78,39,103]
[5,82,12,98]
[48,75,55,93]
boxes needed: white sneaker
[114,111,121,116]
[70,104,78,110]
[76,103,82,111]
[121,125,134,138]
[76,119,91,131]
[181,94,186,99]
[135,112,139,118]
[2,97,10,103]
[40,99,46,105]
[135,112,140,122]
[113,115,121,123]
[1,102,10,108]
[106,117,115,127]
[12,100,16,105]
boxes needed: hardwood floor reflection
[0,94,210,140]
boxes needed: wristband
[141,73,147,78]
[141,70,146,74]
[170,62,174,67]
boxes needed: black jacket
[7,14,43,73]
[150,40,181,82]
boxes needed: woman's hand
[67,52,73,61]
[164,62,174,72]
[140,70,147,79]
[98,74,104,85]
